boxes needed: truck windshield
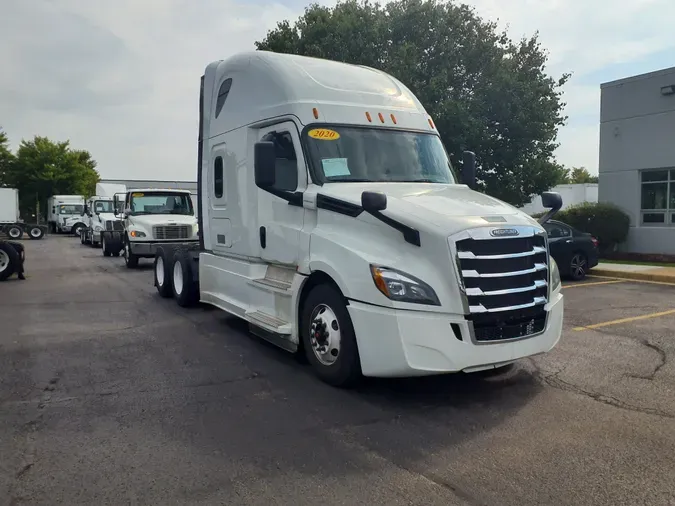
[93,200,114,213]
[128,192,194,216]
[59,204,84,215]
[303,126,456,184]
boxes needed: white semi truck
[0,187,46,240]
[79,183,126,256]
[152,51,565,387]
[113,188,199,268]
[47,195,85,234]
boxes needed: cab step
[249,265,294,293]
[245,310,291,334]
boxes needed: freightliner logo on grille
[489,228,520,237]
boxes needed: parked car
[543,220,599,281]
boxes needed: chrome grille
[452,226,549,343]
[153,225,190,240]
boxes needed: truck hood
[319,183,534,230]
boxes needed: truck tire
[80,229,86,244]
[109,232,123,257]
[28,226,44,240]
[300,283,362,388]
[102,234,112,256]
[154,247,173,298]
[171,250,198,307]
[0,242,19,281]
[7,225,22,240]
[123,236,139,268]
[71,223,85,237]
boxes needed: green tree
[0,128,15,186]
[569,166,598,184]
[256,0,570,206]
[3,136,99,219]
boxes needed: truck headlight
[129,230,146,238]
[550,257,561,292]
[94,225,103,232]
[370,265,440,305]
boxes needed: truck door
[257,122,307,266]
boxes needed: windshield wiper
[396,178,441,183]
[326,178,374,182]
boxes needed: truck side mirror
[538,192,563,224]
[462,151,476,189]
[254,141,276,188]
[361,191,387,212]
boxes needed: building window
[214,157,223,198]
[640,169,675,225]
[215,78,232,118]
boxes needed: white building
[599,66,675,254]
[520,183,598,215]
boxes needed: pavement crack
[627,340,667,381]
[15,463,33,479]
[542,374,674,419]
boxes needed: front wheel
[569,253,588,281]
[123,238,139,268]
[72,223,84,238]
[300,284,362,388]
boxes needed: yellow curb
[590,268,675,283]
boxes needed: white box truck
[113,188,199,268]
[0,187,46,240]
[47,195,85,234]
[152,51,564,387]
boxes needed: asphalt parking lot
[1,237,674,506]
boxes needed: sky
[1,0,673,181]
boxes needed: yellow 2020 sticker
[131,193,144,197]
[308,128,340,140]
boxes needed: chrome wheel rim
[571,254,587,279]
[30,227,41,238]
[8,228,21,239]
[0,250,9,273]
[156,256,164,286]
[309,304,341,366]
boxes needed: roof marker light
[390,114,397,124]
[428,118,435,129]
[365,112,372,122]
[312,108,319,119]
[378,112,385,123]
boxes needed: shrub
[554,202,630,254]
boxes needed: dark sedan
[543,220,599,281]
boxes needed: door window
[261,131,298,191]
[543,223,571,238]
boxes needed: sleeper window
[261,131,298,191]
[214,157,224,198]
[215,78,232,118]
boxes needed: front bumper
[348,291,563,378]
[129,240,199,257]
